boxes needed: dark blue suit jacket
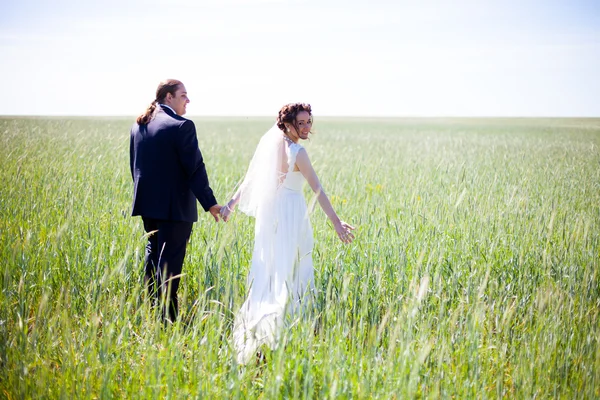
[129,106,217,222]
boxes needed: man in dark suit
[130,79,221,322]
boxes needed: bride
[220,103,355,364]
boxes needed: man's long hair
[136,79,183,125]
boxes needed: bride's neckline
[282,134,297,145]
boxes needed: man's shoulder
[156,109,192,126]
[132,109,194,133]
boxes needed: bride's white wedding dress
[233,138,314,365]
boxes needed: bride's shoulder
[293,143,310,160]
[287,141,304,153]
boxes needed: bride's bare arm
[296,148,355,243]
[221,187,241,222]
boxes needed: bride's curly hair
[276,103,313,135]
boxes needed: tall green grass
[1,117,599,398]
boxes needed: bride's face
[290,111,312,141]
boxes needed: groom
[130,79,221,322]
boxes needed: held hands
[208,205,222,222]
[207,202,234,223]
[219,201,235,222]
[334,220,356,244]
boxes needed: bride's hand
[335,221,355,244]
[220,202,234,222]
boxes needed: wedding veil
[237,123,286,219]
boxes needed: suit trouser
[142,218,193,322]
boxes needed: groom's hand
[209,205,222,222]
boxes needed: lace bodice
[280,142,305,192]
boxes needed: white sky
[1,0,599,116]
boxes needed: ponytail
[136,100,158,125]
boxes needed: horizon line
[2,114,600,119]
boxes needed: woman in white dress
[220,103,355,364]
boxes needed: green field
[1,117,599,398]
